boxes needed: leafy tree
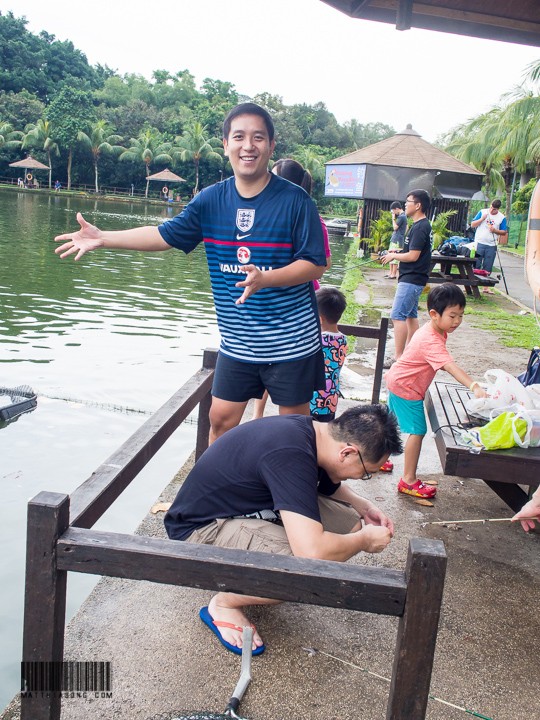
[512,178,536,215]
[175,121,222,194]
[0,89,44,128]
[77,120,124,192]
[119,129,174,197]
[46,86,96,188]
[0,11,100,101]
[21,119,59,188]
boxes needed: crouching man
[164,404,402,655]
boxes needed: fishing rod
[421,516,535,527]
[302,647,494,719]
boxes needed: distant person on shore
[54,103,327,444]
[164,405,402,654]
[385,283,487,499]
[310,286,347,422]
[384,201,407,280]
[471,199,507,275]
[512,487,540,532]
[381,189,432,361]
[252,158,331,420]
[54,180,61,192]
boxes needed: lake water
[0,189,351,707]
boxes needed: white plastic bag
[484,369,535,409]
[465,368,535,420]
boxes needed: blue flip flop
[199,606,266,656]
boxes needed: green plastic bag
[477,411,528,450]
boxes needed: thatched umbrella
[9,155,50,187]
[146,168,186,199]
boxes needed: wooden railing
[21,333,446,720]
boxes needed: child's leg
[402,433,424,485]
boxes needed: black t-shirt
[164,415,339,541]
[398,217,432,286]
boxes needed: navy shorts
[212,350,325,406]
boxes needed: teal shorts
[388,391,427,435]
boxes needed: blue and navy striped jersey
[158,174,326,363]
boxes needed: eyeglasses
[357,447,372,481]
[404,199,418,205]
[348,443,372,481]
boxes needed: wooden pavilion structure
[325,125,484,236]
[320,1,540,47]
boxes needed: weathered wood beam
[69,366,214,529]
[57,527,408,616]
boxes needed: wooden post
[372,316,388,404]
[386,538,447,720]
[21,492,70,720]
[195,348,217,460]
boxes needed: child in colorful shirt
[310,287,348,422]
[384,283,486,498]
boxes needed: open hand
[235,265,265,304]
[54,212,104,261]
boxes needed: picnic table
[428,253,498,299]
[425,380,540,512]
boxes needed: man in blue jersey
[55,103,327,441]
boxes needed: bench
[429,253,499,299]
[425,380,540,512]
[21,347,446,720]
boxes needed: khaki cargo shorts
[186,495,360,556]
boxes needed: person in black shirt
[165,406,402,655]
[382,189,432,360]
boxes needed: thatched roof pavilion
[325,125,484,235]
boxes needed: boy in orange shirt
[385,283,487,498]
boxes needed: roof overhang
[320,1,540,47]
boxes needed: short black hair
[491,199,502,209]
[329,404,403,464]
[222,102,275,141]
[406,189,431,214]
[390,201,402,210]
[316,286,346,324]
[427,282,466,315]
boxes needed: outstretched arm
[442,361,487,398]
[55,212,170,261]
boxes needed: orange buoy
[525,180,540,303]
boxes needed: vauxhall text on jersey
[158,174,326,363]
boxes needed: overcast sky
[2,0,538,142]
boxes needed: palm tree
[119,129,174,198]
[445,112,504,201]
[77,120,123,193]
[292,146,325,181]
[0,120,23,151]
[21,119,59,189]
[175,121,222,194]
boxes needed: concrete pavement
[2,273,539,720]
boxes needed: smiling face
[223,113,275,192]
[430,304,465,334]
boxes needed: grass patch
[417,293,538,349]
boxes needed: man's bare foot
[208,595,264,651]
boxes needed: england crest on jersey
[236,209,255,232]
